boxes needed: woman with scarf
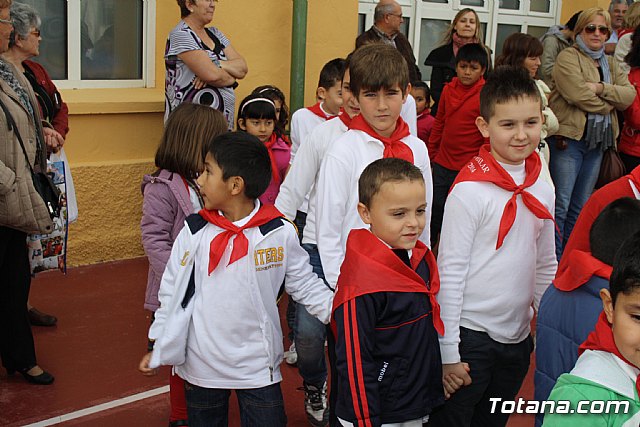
[548,7,635,260]
[423,8,491,117]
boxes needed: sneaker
[284,342,297,365]
[303,381,329,427]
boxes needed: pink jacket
[141,169,196,311]
[259,136,291,205]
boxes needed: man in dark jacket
[355,0,422,82]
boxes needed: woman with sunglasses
[0,0,54,385]
[549,7,635,261]
[1,2,67,328]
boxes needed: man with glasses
[356,0,422,82]
[605,0,629,54]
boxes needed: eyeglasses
[0,16,12,26]
[583,24,610,36]
[387,13,403,19]
[30,29,40,37]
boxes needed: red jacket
[428,77,486,171]
[620,67,640,158]
[23,60,69,139]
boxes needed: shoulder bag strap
[0,94,36,175]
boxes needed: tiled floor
[0,257,535,426]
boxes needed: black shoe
[7,366,55,385]
[28,308,57,327]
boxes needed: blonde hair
[574,7,612,36]
[442,8,484,46]
[623,1,640,29]
[0,0,12,9]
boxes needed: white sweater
[275,117,348,245]
[290,106,329,163]
[437,161,557,364]
[149,202,333,388]
[315,129,432,287]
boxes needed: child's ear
[317,87,327,101]
[238,118,246,131]
[600,288,615,324]
[475,116,490,138]
[229,176,245,196]
[357,202,372,225]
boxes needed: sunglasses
[0,17,11,26]
[583,24,610,36]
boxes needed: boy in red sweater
[428,43,487,247]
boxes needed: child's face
[197,153,229,211]
[603,288,640,369]
[357,84,408,138]
[456,60,485,86]
[358,179,427,249]
[341,69,360,118]
[320,81,343,116]
[239,118,275,143]
[411,87,428,115]
[476,96,542,165]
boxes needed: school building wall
[61,0,358,266]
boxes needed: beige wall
[561,0,619,22]
[60,0,358,266]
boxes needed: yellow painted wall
[60,0,358,266]
[561,0,617,22]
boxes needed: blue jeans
[295,243,329,387]
[184,382,287,427]
[548,136,603,260]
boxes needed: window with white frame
[16,0,155,89]
[358,0,561,81]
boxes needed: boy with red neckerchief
[315,43,433,290]
[534,198,640,425]
[543,230,640,426]
[429,67,557,427]
[138,132,333,426]
[332,158,444,427]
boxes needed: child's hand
[442,362,471,399]
[138,352,158,376]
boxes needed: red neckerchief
[451,145,554,249]
[553,250,612,291]
[331,229,444,336]
[339,112,352,128]
[630,165,640,191]
[307,102,335,120]
[264,133,282,185]
[444,77,485,119]
[199,204,282,275]
[580,311,640,397]
[349,114,413,163]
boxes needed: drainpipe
[290,0,308,114]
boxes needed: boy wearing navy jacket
[139,132,333,427]
[332,158,444,427]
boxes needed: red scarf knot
[307,102,336,120]
[451,145,554,249]
[199,204,282,275]
[349,114,414,163]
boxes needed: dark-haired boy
[315,43,433,290]
[543,230,640,426]
[534,197,640,425]
[411,80,435,150]
[430,67,557,426]
[138,132,333,426]
[332,158,444,427]
[428,43,487,247]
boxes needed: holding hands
[442,362,472,399]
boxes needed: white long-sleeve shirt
[275,117,348,245]
[315,130,432,287]
[402,93,418,137]
[436,160,557,364]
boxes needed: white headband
[241,97,276,115]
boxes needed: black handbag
[0,96,61,219]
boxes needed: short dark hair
[411,80,431,102]
[359,158,424,207]
[456,43,489,69]
[318,58,346,90]
[236,94,278,130]
[205,132,272,200]
[565,10,583,31]
[251,85,289,138]
[590,198,640,266]
[495,33,543,69]
[156,103,228,180]
[349,44,409,97]
[626,25,640,68]
[479,66,541,121]
[609,230,640,306]
[176,0,195,18]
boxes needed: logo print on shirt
[254,247,284,271]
